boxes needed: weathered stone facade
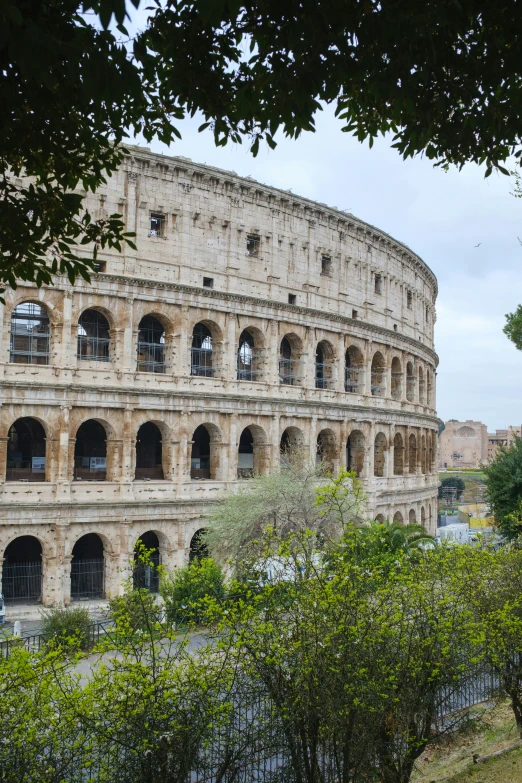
[0,145,439,607]
[439,421,522,468]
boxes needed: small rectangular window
[247,234,260,256]
[374,273,382,295]
[321,255,332,276]
[203,277,214,289]
[352,309,358,320]
[149,212,165,237]
[407,290,413,309]
[93,261,106,273]
[288,293,296,305]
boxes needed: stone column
[62,555,72,606]
[228,416,238,481]
[42,553,61,607]
[121,407,135,483]
[177,306,191,377]
[336,334,345,393]
[111,327,124,370]
[0,436,8,483]
[387,425,395,478]
[363,341,372,396]
[225,314,237,382]
[46,437,60,483]
[107,438,123,482]
[364,422,375,479]
[266,321,280,386]
[303,330,315,389]
[122,299,135,372]
[60,292,73,367]
[57,405,71,484]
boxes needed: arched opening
[393,511,404,525]
[393,432,404,475]
[134,531,160,593]
[191,323,214,377]
[71,533,105,600]
[345,345,363,393]
[316,429,337,473]
[374,432,387,477]
[347,430,365,476]
[315,341,334,390]
[408,434,417,474]
[409,509,417,525]
[279,335,302,386]
[237,329,261,381]
[391,357,402,400]
[10,302,50,365]
[191,425,212,479]
[2,536,42,604]
[421,506,426,528]
[77,309,111,362]
[6,417,47,481]
[135,422,164,480]
[418,366,425,404]
[137,316,166,373]
[406,361,415,402]
[189,529,208,563]
[74,420,107,481]
[371,352,385,397]
[375,514,385,523]
[280,426,305,466]
[238,427,254,478]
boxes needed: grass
[413,701,522,782]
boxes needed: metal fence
[70,558,105,600]
[1,560,42,603]
[279,357,301,385]
[344,367,362,393]
[191,348,214,377]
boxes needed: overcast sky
[133,106,522,431]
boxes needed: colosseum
[0,145,439,611]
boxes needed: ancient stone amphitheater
[0,146,439,609]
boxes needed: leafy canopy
[485,436,522,539]
[4,0,522,292]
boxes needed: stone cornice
[124,144,438,297]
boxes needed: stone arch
[135,421,164,480]
[137,314,167,374]
[408,433,417,474]
[70,532,107,600]
[237,326,265,381]
[347,430,365,476]
[456,425,476,438]
[279,333,303,386]
[9,301,51,365]
[315,340,335,390]
[189,529,208,562]
[77,308,112,362]
[406,361,415,402]
[316,428,337,473]
[190,422,222,480]
[345,345,364,393]
[133,530,161,592]
[393,432,404,475]
[1,535,43,604]
[409,508,417,525]
[190,319,223,377]
[375,513,385,523]
[280,425,306,466]
[391,356,402,400]
[393,510,404,525]
[238,423,268,477]
[6,417,48,481]
[73,419,110,481]
[418,365,425,404]
[371,351,385,397]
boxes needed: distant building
[439,421,522,468]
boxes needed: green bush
[41,606,94,651]
[109,588,159,633]
[161,558,226,625]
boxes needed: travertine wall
[0,146,439,606]
[438,421,488,468]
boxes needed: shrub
[41,606,94,651]
[109,588,159,633]
[161,558,226,625]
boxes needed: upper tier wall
[81,145,437,352]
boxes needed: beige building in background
[439,421,522,468]
[0,145,439,609]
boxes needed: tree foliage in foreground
[485,436,522,539]
[3,0,522,292]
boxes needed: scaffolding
[77,310,111,362]
[279,357,301,385]
[237,340,261,381]
[391,371,403,399]
[10,302,50,365]
[371,370,385,396]
[315,362,334,389]
[345,366,362,393]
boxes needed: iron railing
[371,371,385,396]
[6,462,46,482]
[279,357,301,385]
[77,335,111,362]
[344,367,362,393]
[1,561,42,604]
[70,558,105,600]
[137,341,166,373]
[191,348,214,377]
[315,362,334,389]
